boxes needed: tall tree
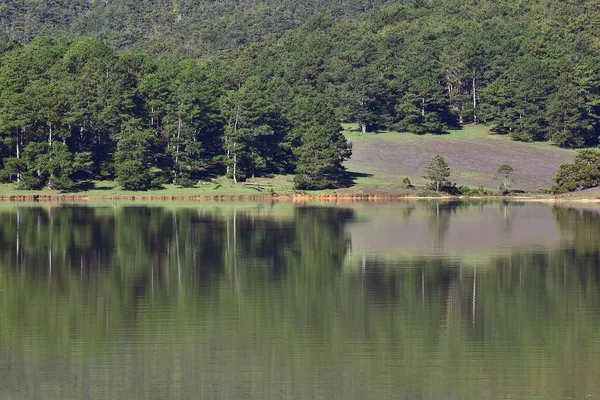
[291,98,352,189]
[221,76,285,182]
[114,119,153,190]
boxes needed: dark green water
[0,202,599,400]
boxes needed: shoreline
[1,193,599,203]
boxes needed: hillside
[343,125,576,192]
[0,0,398,56]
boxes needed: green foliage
[115,121,153,191]
[402,177,412,188]
[1,0,390,57]
[424,155,451,192]
[497,164,516,194]
[6,0,600,192]
[221,76,287,182]
[292,99,352,190]
[176,174,196,188]
[552,149,600,193]
[458,185,490,196]
[293,122,352,190]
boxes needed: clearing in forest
[343,125,576,192]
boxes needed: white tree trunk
[174,116,182,184]
[472,75,477,124]
[225,136,230,176]
[16,129,20,159]
[16,129,21,182]
[233,143,238,184]
[231,102,240,183]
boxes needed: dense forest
[2,0,600,191]
[0,38,351,190]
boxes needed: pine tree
[115,120,152,190]
[424,155,451,192]
[292,98,352,189]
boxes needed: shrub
[552,149,600,193]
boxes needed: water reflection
[0,202,599,399]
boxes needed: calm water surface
[0,201,599,399]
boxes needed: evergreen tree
[292,98,351,189]
[424,155,451,192]
[114,120,153,191]
[221,76,286,182]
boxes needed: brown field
[343,125,576,191]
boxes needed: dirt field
[343,125,576,191]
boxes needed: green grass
[0,176,297,198]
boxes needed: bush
[176,175,196,188]
[48,175,76,192]
[15,175,44,190]
[552,149,600,193]
[537,187,552,194]
[116,160,151,190]
[293,174,333,190]
[458,185,486,196]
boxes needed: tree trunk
[16,129,20,159]
[421,98,425,117]
[436,180,440,192]
[360,122,367,134]
[16,128,21,182]
[225,136,230,176]
[472,75,477,124]
[174,116,182,184]
[48,122,53,146]
[232,143,237,184]
[231,102,240,183]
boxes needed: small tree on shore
[497,164,515,194]
[424,155,451,192]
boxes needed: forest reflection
[0,203,599,399]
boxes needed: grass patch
[0,176,297,198]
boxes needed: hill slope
[344,125,576,192]
[0,0,399,56]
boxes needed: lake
[0,201,599,399]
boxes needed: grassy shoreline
[0,182,598,203]
[0,125,596,203]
